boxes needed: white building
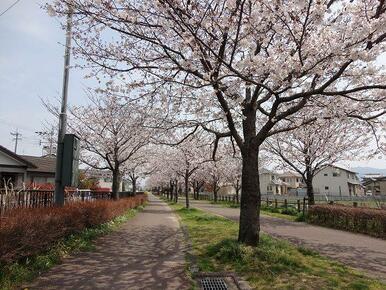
[279,172,304,189]
[313,165,362,196]
[0,145,56,188]
[259,168,289,195]
[83,168,127,191]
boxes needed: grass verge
[168,202,385,290]
[210,200,303,222]
[0,205,144,290]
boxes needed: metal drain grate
[201,277,228,290]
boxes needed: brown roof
[20,155,56,173]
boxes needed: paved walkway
[26,194,190,290]
[185,199,386,281]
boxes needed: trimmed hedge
[0,195,146,264]
[308,204,386,239]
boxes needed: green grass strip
[167,201,385,290]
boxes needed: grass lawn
[0,206,144,290]
[210,200,301,222]
[260,210,299,221]
[169,202,385,290]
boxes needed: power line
[0,0,22,17]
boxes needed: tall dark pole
[10,129,22,153]
[54,5,73,206]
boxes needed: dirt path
[26,194,190,290]
[185,198,386,281]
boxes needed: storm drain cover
[200,277,228,290]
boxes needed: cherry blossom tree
[265,116,384,204]
[222,155,243,203]
[190,168,207,200]
[146,145,181,201]
[69,94,151,199]
[122,151,154,195]
[166,133,211,208]
[49,0,386,245]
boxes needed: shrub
[295,212,307,222]
[0,195,146,265]
[261,204,299,216]
[280,207,298,216]
[308,204,386,239]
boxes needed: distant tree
[266,117,380,204]
[78,171,99,189]
[167,134,211,208]
[69,94,151,199]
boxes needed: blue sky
[0,0,90,156]
[0,0,385,169]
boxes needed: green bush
[261,204,299,216]
[281,207,298,216]
[295,212,307,222]
[308,205,386,239]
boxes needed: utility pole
[10,129,22,153]
[36,127,56,156]
[54,5,73,206]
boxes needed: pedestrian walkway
[26,194,190,289]
[184,198,386,281]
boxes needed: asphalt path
[26,194,190,290]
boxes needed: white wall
[218,185,235,195]
[259,172,276,194]
[0,151,23,166]
[313,167,358,196]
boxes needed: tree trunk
[306,174,315,205]
[174,180,178,203]
[213,179,218,202]
[169,180,174,201]
[238,147,260,246]
[235,179,240,203]
[132,178,137,195]
[193,181,198,200]
[185,170,189,208]
[111,169,120,200]
[305,160,315,205]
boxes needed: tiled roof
[20,155,56,173]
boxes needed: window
[325,186,329,190]
[267,186,272,191]
[333,172,339,177]
[271,175,275,180]
[324,173,328,176]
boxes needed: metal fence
[194,192,385,209]
[192,192,308,213]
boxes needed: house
[363,176,386,196]
[259,168,289,195]
[312,165,362,196]
[0,145,56,189]
[279,172,304,189]
[82,168,127,191]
